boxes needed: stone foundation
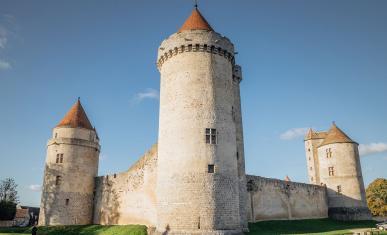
[328,207,372,221]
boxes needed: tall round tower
[39,99,100,225]
[156,8,243,234]
[317,123,371,220]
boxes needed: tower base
[328,207,372,221]
[149,227,244,235]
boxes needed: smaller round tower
[39,99,100,225]
[317,123,371,220]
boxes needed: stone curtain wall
[246,175,328,221]
[93,144,158,226]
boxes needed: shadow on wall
[99,176,120,224]
[40,165,61,225]
[325,187,371,221]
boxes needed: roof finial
[77,97,80,102]
[194,0,198,9]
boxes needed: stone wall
[93,144,158,226]
[246,175,328,222]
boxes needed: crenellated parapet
[157,30,235,70]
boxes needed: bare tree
[0,178,18,203]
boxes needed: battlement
[157,43,235,69]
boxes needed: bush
[0,200,17,220]
[366,178,387,216]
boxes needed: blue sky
[0,0,386,207]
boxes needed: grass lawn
[0,224,147,235]
[248,218,387,235]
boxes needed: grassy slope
[248,218,387,235]
[0,225,147,235]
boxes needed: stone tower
[156,7,246,234]
[305,123,371,220]
[304,128,327,185]
[39,99,100,225]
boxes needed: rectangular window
[337,185,342,195]
[208,164,215,173]
[236,151,239,160]
[56,154,60,163]
[205,128,217,144]
[65,199,69,206]
[326,148,332,158]
[60,154,63,163]
[328,167,334,176]
[55,176,62,185]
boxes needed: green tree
[366,178,387,216]
[0,178,18,220]
[0,178,18,203]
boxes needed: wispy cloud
[280,127,309,140]
[28,184,41,192]
[132,88,159,103]
[0,60,11,70]
[359,142,387,156]
[0,26,7,49]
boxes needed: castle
[38,7,371,234]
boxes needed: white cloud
[0,26,7,49]
[0,60,11,70]
[28,184,41,192]
[359,142,387,156]
[280,127,309,140]
[132,88,159,102]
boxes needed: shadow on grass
[0,225,147,235]
[247,218,381,235]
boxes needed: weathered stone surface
[246,175,328,221]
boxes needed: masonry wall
[246,175,328,222]
[93,144,158,226]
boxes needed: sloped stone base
[328,207,372,221]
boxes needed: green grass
[248,218,387,235]
[0,224,147,235]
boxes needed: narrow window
[232,106,235,121]
[328,167,335,176]
[65,199,69,206]
[188,44,192,51]
[205,128,217,144]
[308,148,311,152]
[56,154,60,163]
[337,185,342,195]
[195,44,199,51]
[208,164,215,173]
[59,154,63,163]
[203,44,208,51]
[326,148,332,158]
[55,133,58,138]
[114,174,117,178]
[55,176,62,186]
[236,151,239,160]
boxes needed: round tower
[156,8,243,234]
[39,99,100,225]
[317,123,371,220]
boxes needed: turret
[304,128,327,185]
[39,99,100,225]
[156,7,244,234]
[316,123,371,220]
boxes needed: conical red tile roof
[56,99,93,130]
[319,123,356,147]
[178,8,213,32]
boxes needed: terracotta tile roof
[284,175,291,182]
[15,208,29,218]
[56,99,93,130]
[319,123,356,147]
[305,128,328,140]
[178,8,213,32]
